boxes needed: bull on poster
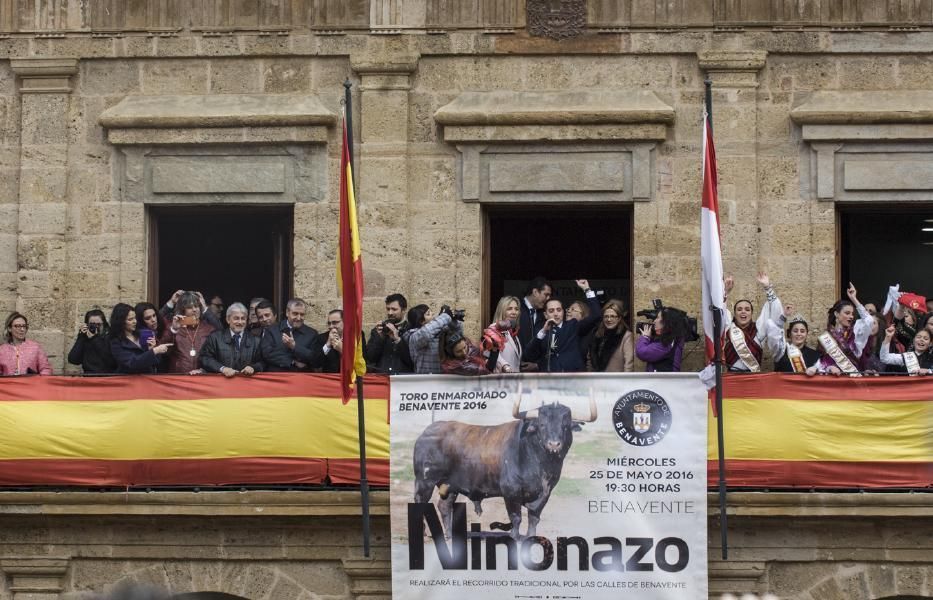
[390,373,708,599]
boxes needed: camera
[440,305,466,322]
[88,323,99,334]
[381,316,401,329]
[636,299,700,342]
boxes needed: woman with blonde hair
[482,295,522,373]
[587,299,634,372]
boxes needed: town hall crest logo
[527,0,587,40]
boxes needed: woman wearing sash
[879,326,933,375]
[722,273,784,373]
[764,305,821,374]
[816,283,875,375]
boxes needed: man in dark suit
[260,298,319,371]
[310,309,345,373]
[518,276,552,371]
[523,279,601,373]
[199,302,264,376]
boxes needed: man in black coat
[365,293,413,374]
[523,279,601,373]
[199,302,264,376]
[260,298,319,371]
[518,276,552,371]
[310,309,347,373]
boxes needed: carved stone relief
[527,0,586,39]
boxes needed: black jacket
[310,331,367,374]
[518,298,545,351]
[365,323,413,374]
[260,320,320,372]
[110,336,162,374]
[199,328,264,373]
[68,332,116,374]
[523,296,602,373]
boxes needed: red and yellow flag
[337,119,367,404]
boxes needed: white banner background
[390,373,708,599]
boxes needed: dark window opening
[484,205,633,325]
[148,205,293,315]
[840,205,933,306]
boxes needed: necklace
[182,322,201,357]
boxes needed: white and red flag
[700,109,725,367]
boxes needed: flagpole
[706,75,729,561]
[344,78,371,559]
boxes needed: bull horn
[511,390,523,419]
[571,390,598,423]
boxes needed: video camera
[440,305,466,322]
[636,299,700,342]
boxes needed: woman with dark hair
[135,302,167,373]
[764,305,821,373]
[109,303,172,374]
[587,298,634,372]
[635,306,687,372]
[880,325,933,375]
[406,304,463,374]
[439,331,498,375]
[815,283,875,375]
[722,273,784,372]
[160,291,216,375]
[67,309,116,374]
[0,312,52,375]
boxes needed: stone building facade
[1,0,931,370]
[0,2,931,598]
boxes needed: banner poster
[390,373,709,599]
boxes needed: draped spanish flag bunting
[338,118,367,404]
[700,106,725,367]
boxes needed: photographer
[67,309,116,374]
[440,331,498,375]
[407,304,464,374]
[161,291,216,375]
[365,293,414,374]
[635,306,688,372]
[522,279,601,373]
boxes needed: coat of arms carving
[527,0,587,40]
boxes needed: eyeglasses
[327,320,342,326]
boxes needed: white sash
[728,325,760,372]
[903,351,921,375]
[785,344,807,374]
[818,332,860,376]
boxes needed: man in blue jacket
[523,279,602,372]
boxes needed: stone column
[10,58,77,372]
[0,558,70,600]
[341,557,392,600]
[697,50,767,305]
[350,54,420,325]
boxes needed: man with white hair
[199,302,264,377]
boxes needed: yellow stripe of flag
[0,398,389,461]
[708,398,931,462]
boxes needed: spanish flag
[338,118,367,404]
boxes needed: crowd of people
[0,276,930,377]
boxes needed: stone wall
[0,5,930,371]
[0,491,928,599]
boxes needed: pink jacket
[0,340,53,375]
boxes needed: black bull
[412,394,597,539]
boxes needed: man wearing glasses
[310,309,356,373]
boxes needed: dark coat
[310,331,367,374]
[522,296,602,373]
[260,320,320,372]
[199,329,264,373]
[517,298,545,352]
[68,332,116,374]
[110,336,162,374]
[365,323,413,374]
